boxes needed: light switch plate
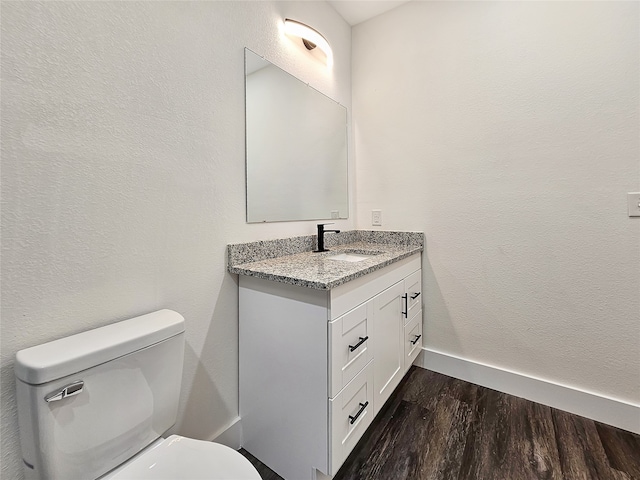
[628,192,640,217]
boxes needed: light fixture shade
[284,18,334,68]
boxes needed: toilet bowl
[15,310,261,480]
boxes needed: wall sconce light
[284,18,333,68]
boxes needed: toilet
[14,309,261,480]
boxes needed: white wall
[353,1,639,406]
[0,2,351,478]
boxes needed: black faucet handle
[315,223,340,253]
[319,223,340,233]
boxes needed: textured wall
[0,2,351,477]
[353,1,640,404]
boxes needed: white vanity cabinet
[239,254,421,480]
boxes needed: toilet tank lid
[15,309,185,385]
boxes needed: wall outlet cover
[372,209,382,226]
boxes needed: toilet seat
[103,435,261,480]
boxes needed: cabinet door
[372,280,405,415]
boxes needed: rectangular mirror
[245,48,348,223]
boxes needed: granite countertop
[227,231,423,290]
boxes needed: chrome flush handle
[45,380,84,403]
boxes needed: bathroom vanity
[228,231,423,480]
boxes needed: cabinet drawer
[405,270,422,325]
[329,303,373,398]
[329,360,374,475]
[404,310,422,372]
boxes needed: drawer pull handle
[410,334,422,345]
[349,401,369,424]
[410,292,421,300]
[348,336,369,352]
[402,294,408,317]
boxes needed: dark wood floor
[240,367,640,480]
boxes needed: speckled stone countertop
[227,230,424,290]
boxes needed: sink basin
[327,249,384,263]
[327,253,372,262]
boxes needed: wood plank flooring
[239,448,283,480]
[239,367,640,480]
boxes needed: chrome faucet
[315,223,340,252]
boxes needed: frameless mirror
[245,48,348,223]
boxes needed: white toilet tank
[15,310,185,480]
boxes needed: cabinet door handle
[410,292,421,300]
[348,401,369,424]
[402,294,408,317]
[348,336,369,352]
[410,334,422,345]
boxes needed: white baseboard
[314,469,332,480]
[208,416,243,449]
[415,348,640,435]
